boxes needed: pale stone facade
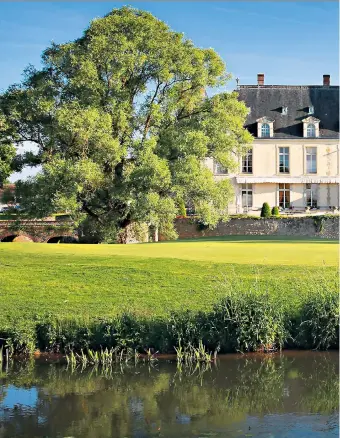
[207,74,339,215]
[206,139,339,214]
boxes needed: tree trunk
[116,219,132,244]
[149,225,159,242]
[117,220,149,244]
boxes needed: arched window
[261,123,270,137]
[306,123,316,138]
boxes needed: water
[0,351,338,438]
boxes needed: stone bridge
[0,220,77,243]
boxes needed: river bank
[1,239,337,355]
[1,286,338,357]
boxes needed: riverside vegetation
[0,237,338,356]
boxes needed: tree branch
[140,79,162,144]
[81,201,104,224]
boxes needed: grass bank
[0,236,338,354]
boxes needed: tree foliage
[0,6,252,240]
[0,113,17,187]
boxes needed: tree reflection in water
[0,352,338,438]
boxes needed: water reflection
[0,352,338,437]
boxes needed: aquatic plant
[175,340,217,364]
[65,347,158,367]
[65,350,77,367]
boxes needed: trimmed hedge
[261,202,271,218]
[271,206,280,217]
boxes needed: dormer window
[261,124,270,137]
[282,106,288,115]
[308,106,314,115]
[302,116,320,138]
[256,117,274,138]
[307,123,316,138]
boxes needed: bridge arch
[45,235,78,244]
[0,233,34,242]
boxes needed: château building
[206,74,339,215]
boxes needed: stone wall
[162,216,339,240]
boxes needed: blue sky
[1,1,338,181]
[0,1,338,92]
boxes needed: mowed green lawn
[0,236,338,325]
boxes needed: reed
[175,340,216,364]
[144,348,158,363]
[65,350,77,367]
[65,347,157,367]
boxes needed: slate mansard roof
[238,84,339,139]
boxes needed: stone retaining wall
[163,216,339,240]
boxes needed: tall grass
[1,278,337,356]
[0,261,337,356]
[296,290,339,350]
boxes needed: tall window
[306,147,317,174]
[261,123,270,138]
[242,149,253,173]
[279,147,290,173]
[307,123,316,138]
[306,183,318,208]
[214,161,227,174]
[278,184,290,209]
[241,184,253,208]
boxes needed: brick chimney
[323,74,330,86]
[257,73,264,86]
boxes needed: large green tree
[0,6,252,241]
[0,113,16,188]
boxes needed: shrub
[295,291,339,350]
[261,202,271,218]
[0,322,36,354]
[206,291,288,353]
[313,216,326,233]
[36,318,95,352]
[271,206,280,217]
[177,198,187,218]
[167,310,207,348]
